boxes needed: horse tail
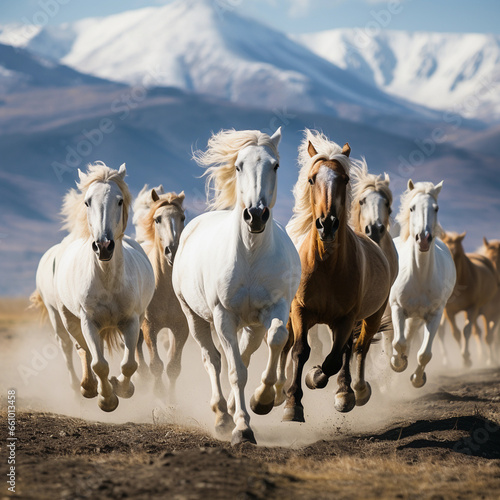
[352,314,393,350]
[100,327,123,353]
[29,290,48,324]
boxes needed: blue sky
[1,0,499,34]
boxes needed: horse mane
[132,184,165,227]
[193,129,279,210]
[350,157,392,232]
[138,191,185,244]
[287,129,351,246]
[61,161,132,239]
[396,181,442,242]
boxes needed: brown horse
[478,238,500,365]
[283,130,391,422]
[439,232,497,367]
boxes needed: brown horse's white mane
[61,161,132,239]
[350,158,393,232]
[193,129,280,211]
[138,191,185,244]
[396,181,443,242]
[287,129,352,246]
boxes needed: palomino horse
[132,183,165,243]
[136,188,189,400]
[479,238,500,365]
[350,159,399,360]
[172,128,300,445]
[31,162,155,411]
[390,180,456,387]
[283,130,391,423]
[438,232,497,367]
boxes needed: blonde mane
[61,161,132,239]
[193,129,279,210]
[138,191,185,244]
[396,181,442,242]
[287,129,352,246]
[350,158,393,232]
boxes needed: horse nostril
[92,242,98,252]
[108,240,115,252]
[416,234,420,241]
[365,226,371,235]
[243,208,251,222]
[315,218,323,230]
[165,246,171,257]
[379,225,385,234]
[261,207,270,223]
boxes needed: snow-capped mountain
[0,0,429,122]
[296,29,500,121]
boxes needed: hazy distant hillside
[296,29,500,122]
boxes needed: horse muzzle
[316,215,340,242]
[92,239,115,261]
[243,206,270,233]
[365,222,385,245]
[416,231,432,252]
[165,245,177,266]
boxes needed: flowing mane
[396,181,442,242]
[350,158,393,232]
[132,184,165,227]
[138,191,185,244]
[193,129,279,210]
[287,129,351,246]
[61,161,132,239]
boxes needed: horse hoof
[98,393,119,412]
[231,428,256,446]
[463,356,472,369]
[391,355,408,373]
[250,395,274,416]
[282,405,305,422]
[410,372,426,388]
[305,366,328,390]
[215,414,235,439]
[334,391,356,413]
[81,385,98,399]
[110,377,135,399]
[354,382,372,407]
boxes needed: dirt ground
[1,298,499,499]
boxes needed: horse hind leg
[461,309,478,368]
[135,328,150,381]
[334,335,356,413]
[484,317,497,367]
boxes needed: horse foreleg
[411,310,442,388]
[110,316,140,399]
[308,324,324,365]
[391,305,408,372]
[213,305,255,445]
[283,306,311,423]
[135,328,150,381]
[436,313,449,366]
[142,317,167,399]
[484,316,498,366]
[165,319,189,404]
[462,308,478,368]
[334,335,355,413]
[80,316,118,412]
[76,343,97,398]
[250,301,289,416]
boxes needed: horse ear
[158,184,164,194]
[270,127,282,148]
[483,237,489,247]
[459,231,466,241]
[178,191,185,202]
[118,163,126,178]
[308,141,318,158]
[384,172,390,184]
[341,143,351,157]
[408,179,415,191]
[435,180,443,195]
[151,189,159,202]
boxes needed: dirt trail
[1,299,499,499]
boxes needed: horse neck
[407,237,436,278]
[452,247,470,282]
[232,205,274,255]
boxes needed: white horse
[32,162,155,411]
[136,188,189,400]
[132,183,165,243]
[172,128,301,445]
[389,180,456,387]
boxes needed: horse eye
[344,175,349,183]
[308,178,315,185]
[181,215,186,222]
[85,199,91,207]
[118,199,123,206]
[155,216,161,224]
[274,163,279,171]
[435,206,439,212]
[410,206,415,212]
[235,164,241,172]
[359,199,364,206]
[388,207,392,215]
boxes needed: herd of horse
[31,128,500,445]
